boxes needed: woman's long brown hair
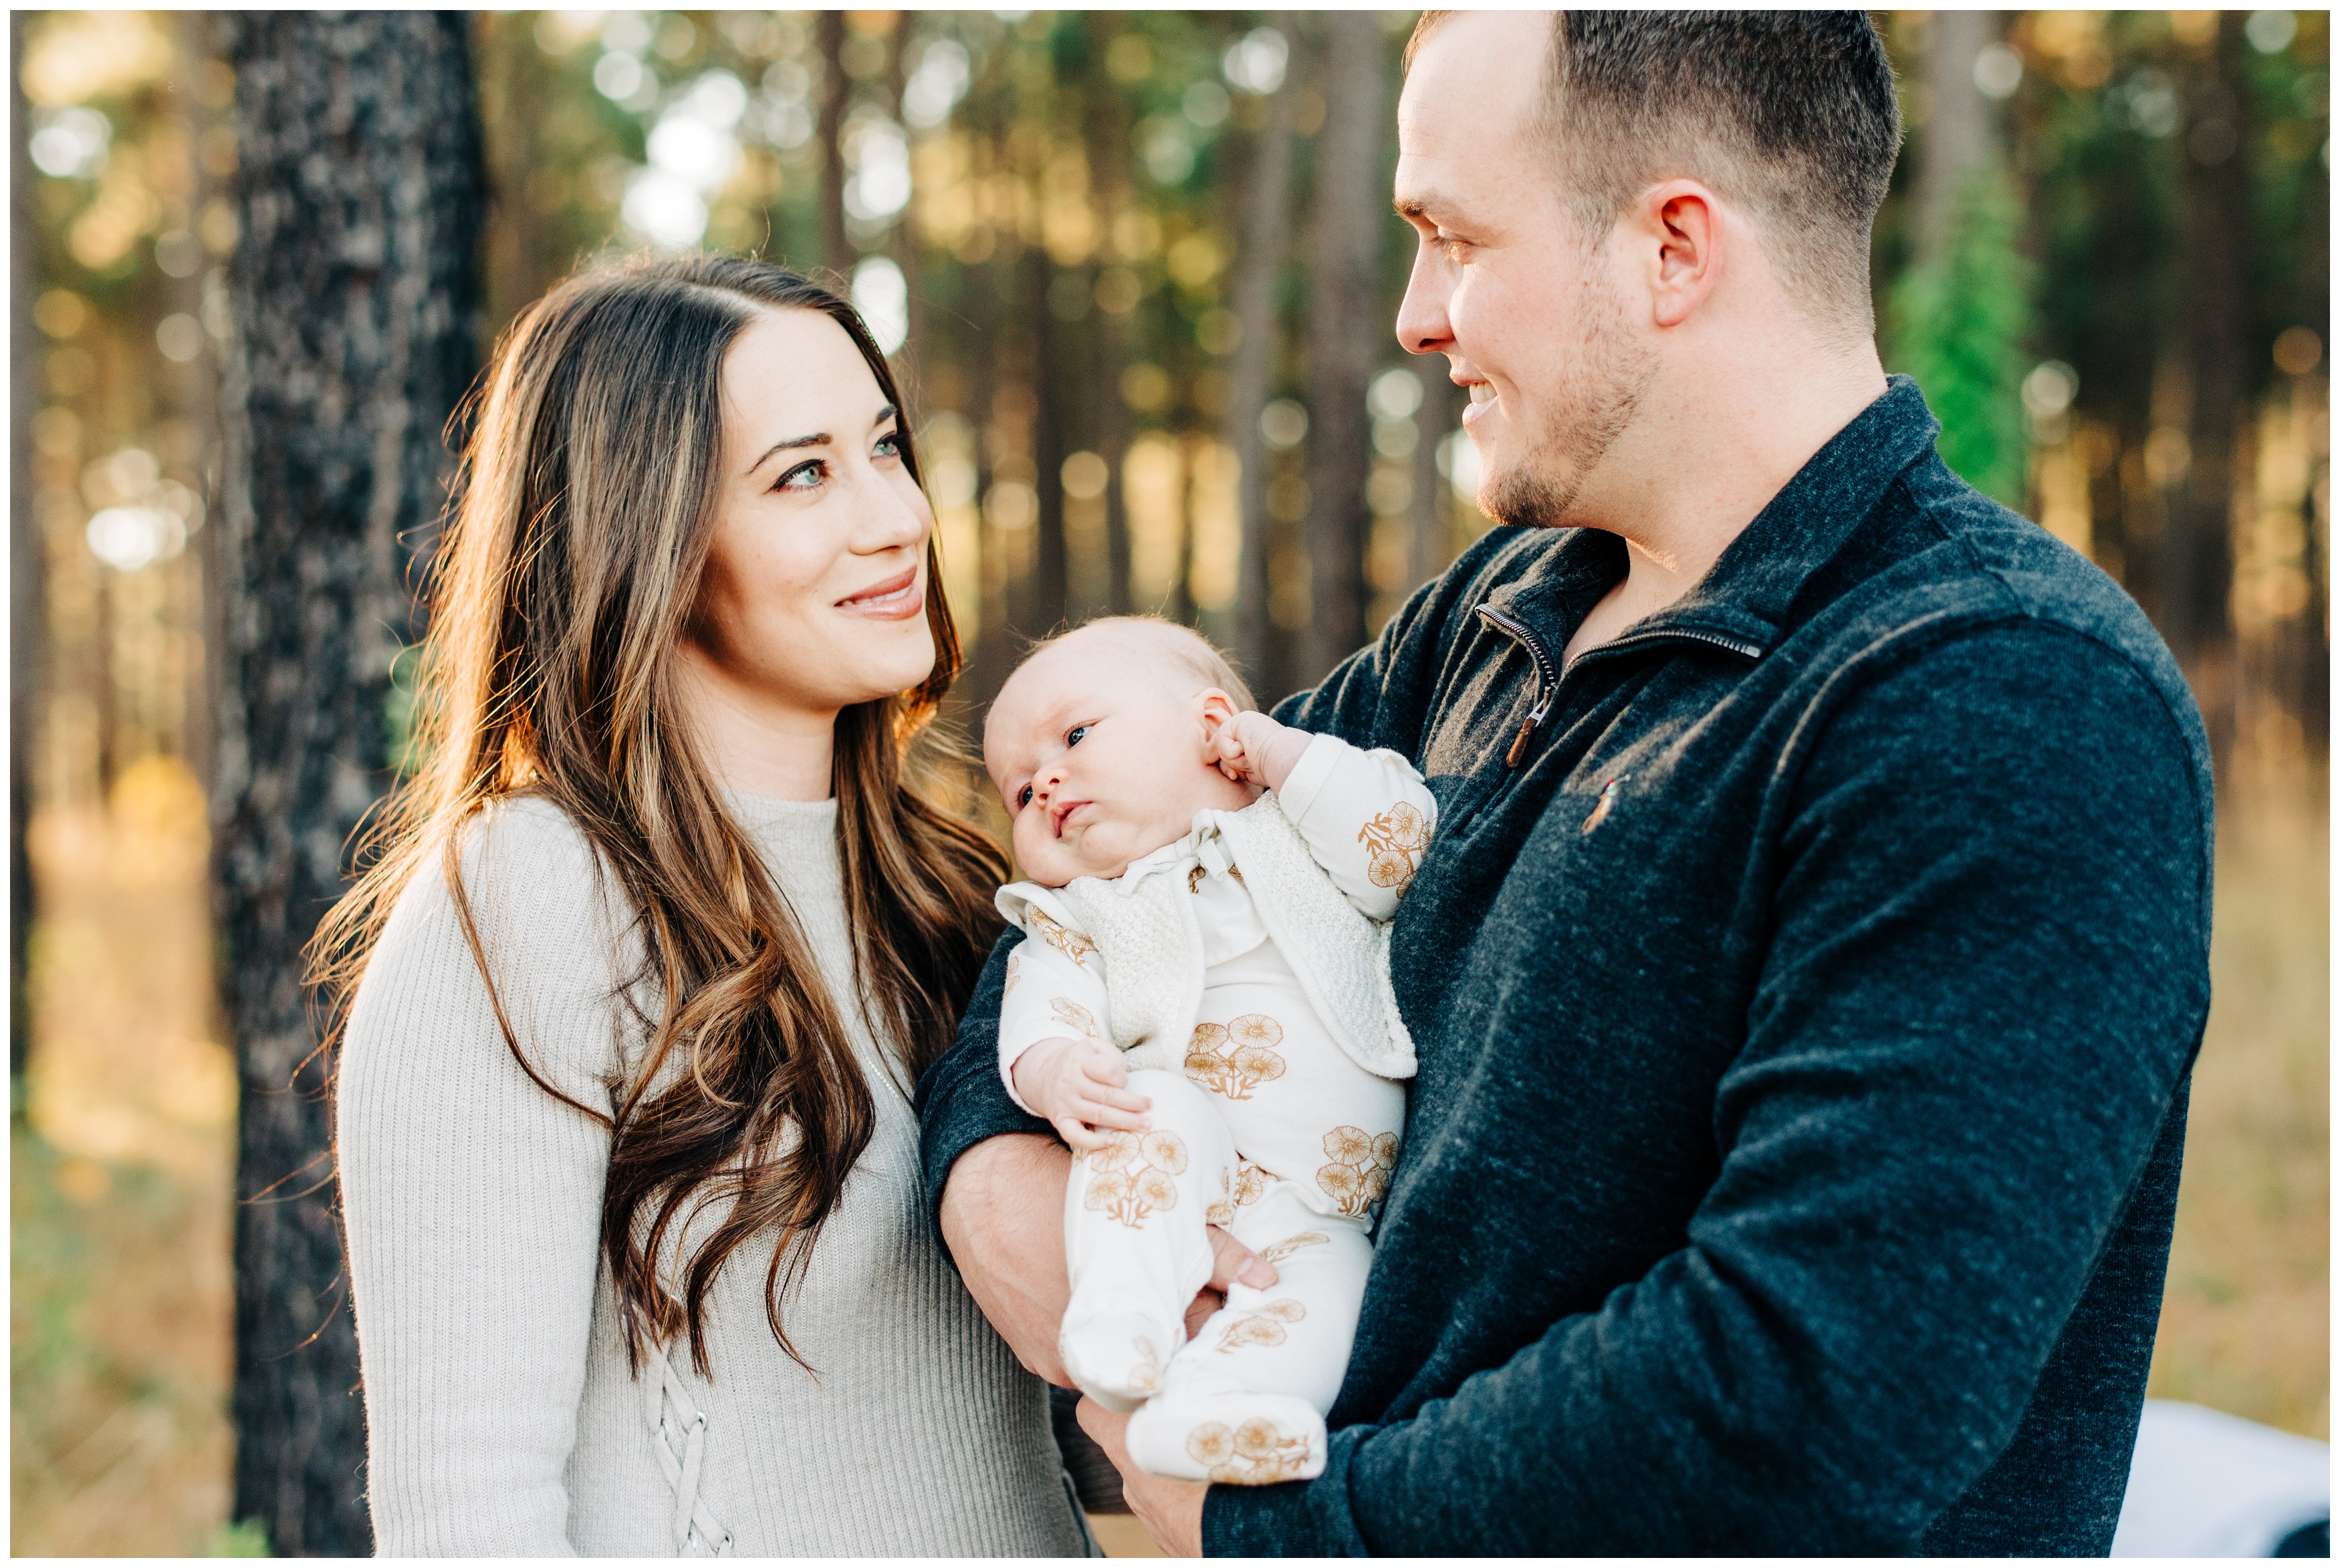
[310,253,1006,1376]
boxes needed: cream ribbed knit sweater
[338,794,1086,1557]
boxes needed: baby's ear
[1192,687,1238,745]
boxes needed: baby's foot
[1124,1390,1326,1484]
[1058,1310,1174,1414]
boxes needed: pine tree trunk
[1300,11,1389,684]
[2172,15,2249,766]
[817,11,850,279]
[1227,15,1299,692]
[10,11,42,1089]
[212,13,484,1553]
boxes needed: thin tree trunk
[213,13,484,1554]
[2172,13,2249,769]
[10,11,42,1089]
[1914,10,1992,269]
[1029,246,1070,636]
[1227,14,1299,692]
[817,10,850,280]
[1300,12,1388,684]
[1088,28,1135,617]
[1409,362,1458,594]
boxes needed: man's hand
[939,1135,1282,1389]
[1010,1035,1154,1151]
[1205,708,1314,794]
[1077,1398,1208,1557]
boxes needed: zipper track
[1474,603,1558,767]
[1475,603,1764,769]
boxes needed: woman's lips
[835,567,923,620]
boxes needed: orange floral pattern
[1050,996,1100,1038]
[1316,1126,1399,1216]
[1183,1013,1288,1101]
[1185,1416,1313,1484]
[1357,801,1432,891]
[1027,905,1096,968]
[1214,1297,1306,1353]
[1004,948,1022,996]
[1205,1166,1235,1226]
[1254,1230,1330,1265]
[1232,1161,1270,1208]
[1084,1128,1189,1228]
[1127,1335,1161,1397]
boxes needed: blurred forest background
[8,9,2328,1557]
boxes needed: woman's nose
[854,476,930,553]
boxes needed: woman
[318,255,1090,1555]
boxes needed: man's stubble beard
[1476,258,1657,531]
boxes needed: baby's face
[985,634,1254,887]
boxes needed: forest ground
[9,749,2327,1555]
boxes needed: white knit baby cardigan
[996,791,1417,1082]
[337,794,1087,1557]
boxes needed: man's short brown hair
[1409,11,1903,336]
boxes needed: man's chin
[1478,463,1578,531]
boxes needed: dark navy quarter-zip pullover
[917,378,2212,1555]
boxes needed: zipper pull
[1505,692,1553,768]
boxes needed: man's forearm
[939,1134,1074,1386]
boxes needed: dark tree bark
[1408,362,1459,594]
[10,11,42,1091]
[1299,11,1389,684]
[1226,14,1299,692]
[213,13,484,1554]
[1028,244,1070,636]
[2169,14,2250,764]
[816,10,849,279]
[1086,27,1136,617]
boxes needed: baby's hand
[1205,710,1314,793]
[1011,1035,1153,1151]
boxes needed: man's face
[1393,11,1656,529]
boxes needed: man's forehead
[1396,11,1551,201]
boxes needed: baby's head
[985,617,1258,888]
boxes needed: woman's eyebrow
[745,428,828,476]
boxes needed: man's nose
[1395,245,1454,358]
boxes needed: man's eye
[1016,785,1033,809]
[776,459,824,492]
[1065,725,1089,747]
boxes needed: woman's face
[683,307,937,728]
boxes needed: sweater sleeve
[1203,624,2210,1555]
[996,905,1114,1114]
[917,930,1054,1233]
[337,801,631,1557]
[1272,735,1437,921]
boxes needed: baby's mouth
[1051,799,1088,837]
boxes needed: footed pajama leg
[1123,1180,1373,1484]
[1059,1069,1236,1413]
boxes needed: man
[919,11,2210,1554]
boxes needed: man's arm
[1203,625,2212,1555]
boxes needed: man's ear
[1192,688,1239,749]
[1637,178,1723,330]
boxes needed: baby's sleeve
[1272,733,1439,921]
[995,900,1113,1114]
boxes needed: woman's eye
[776,459,825,492]
[1065,725,1089,747]
[1016,785,1033,809]
[874,431,901,458]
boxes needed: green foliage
[384,642,428,777]
[1886,160,2035,507]
[206,1520,273,1557]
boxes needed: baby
[983,616,1435,1486]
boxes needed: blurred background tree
[8,10,2328,1555]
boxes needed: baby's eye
[1065,725,1089,747]
[776,458,825,492]
[1016,784,1033,809]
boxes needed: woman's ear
[1193,688,1238,750]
